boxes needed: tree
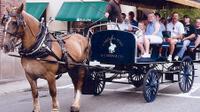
[159,8,200,23]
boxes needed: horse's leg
[25,73,40,112]
[69,67,86,112]
[46,72,59,112]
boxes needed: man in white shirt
[166,12,185,61]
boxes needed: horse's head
[1,4,26,53]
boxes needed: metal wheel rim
[129,73,144,88]
[143,69,159,102]
[93,71,106,96]
[179,56,194,93]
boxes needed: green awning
[55,2,108,21]
[26,2,48,20]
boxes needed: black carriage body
[83,26,196,102]
[91,30,136,65]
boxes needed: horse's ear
[17,4,24,14]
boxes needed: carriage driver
[105,0,125,30]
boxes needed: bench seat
[162,41,195,48]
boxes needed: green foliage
[159,8,200,23]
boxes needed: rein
[3,29,24,38]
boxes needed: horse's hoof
[70,106,79,112]
[32,110,40,112]
[51,108,59,112]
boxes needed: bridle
[1,13,26,38]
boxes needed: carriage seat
[162,41,195,48]
[161,41,196,60]
[138,41,195,62]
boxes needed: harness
[18,25,61,61]
[2,14,25,38]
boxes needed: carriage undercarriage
[82,56,195,102]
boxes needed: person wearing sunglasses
[166,12,185,62]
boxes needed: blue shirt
[145,21,163,37]
[130,20,138,27]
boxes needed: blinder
[2,13,25,38]
[1,15,10,25]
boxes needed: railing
[87,22,142,38]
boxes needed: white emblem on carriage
[108,40,116,54]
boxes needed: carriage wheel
[179,56,194,93]
[128,66,147,88]
[143,69,159,103]
[128,72,144,88]
[92,71,106,96]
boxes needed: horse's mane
[22,11,40,24]
[22,11,40,37]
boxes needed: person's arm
[105,12,109,18]
[105,4,112,18]
[183,33,196,40]
[171,34,183,39]
[152,22,161,35]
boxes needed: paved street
[0,65,200,112]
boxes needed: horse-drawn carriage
[82,23,197,102]
[1,4,199,111]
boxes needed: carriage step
[105,76,127,82]
[106,80,131,84]
[160,80,178,83]
[88,66,127,74]
[163,71,180,74]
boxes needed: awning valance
[55,2,108,21]
[26,2,49,20]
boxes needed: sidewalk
[0,51,25,80]
[0,73,70,95]
[0,78,47,95]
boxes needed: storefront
[26,0,136,33]
[0,0,25,50]
[55,1,107,35]
[26,2,48,21]
[0,0,26,81]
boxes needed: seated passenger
[192,18,200,50]
[120,13,132,31]
[174,15,195,61]
[143,12,163,57]
[135,21,149,57]
[166,12,185,62]
[128,11,138,27]
[155,12,166,32]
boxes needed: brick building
[0,0,25,81]
[0,0,25,44]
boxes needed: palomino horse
[1,4,90,112]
